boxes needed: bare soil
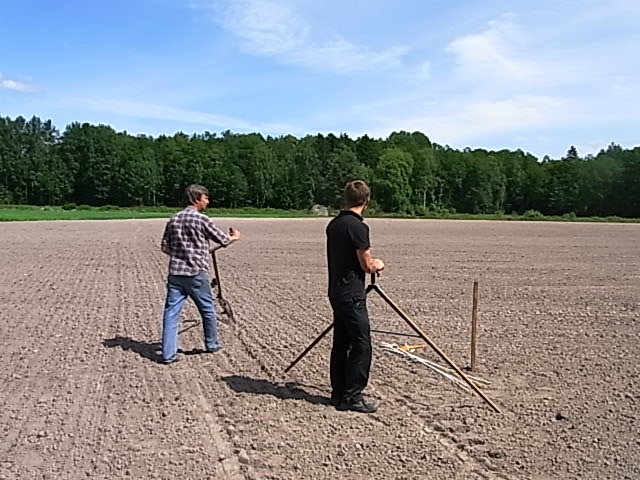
[0,218,638,479]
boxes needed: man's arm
[161,222,172,255]
[204,219,241,246]
[357,248,385,274]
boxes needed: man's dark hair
[343,180,371,208]
[184,184,209,206]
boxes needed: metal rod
[211,250,223,297]
[382,343,470,391]
[286,275,380,373]
[178,319,200,336]
[284,323,334,373]
[471,281,478,372]
[371,328,422,339]
[370,284,501,413]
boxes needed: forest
[1,115,638,217]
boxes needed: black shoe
[336,398,378,413]
[161,356,180,365]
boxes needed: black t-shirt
[326,210,370,301]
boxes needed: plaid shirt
[161,206,231,276]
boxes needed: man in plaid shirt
[160,184,241,364]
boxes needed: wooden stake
[471,281,478,372]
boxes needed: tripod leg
[371,285,501,413]
[211,251,223,296]
[284,323,334,373]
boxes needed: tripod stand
[284,274,501,413]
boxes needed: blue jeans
[161,272,221,362]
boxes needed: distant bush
[61,203,77,210]
[98,205,120,211]
[138,205,177,213]
[523,209,544,219]
[77,204,92,210]
[562,212,577,220]
[412,206,428,217]
[426,204,456,218]
[364,200,380,216]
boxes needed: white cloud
[223,0,309,55]
[203,0,408,73]
[0,73,32,92]
[573,140,609,158]
[364,95,566,146]
[446,16,539,85]
[71,97,299,134]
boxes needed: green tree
[544,147,583,215]
[59,123,121,205]
[434,145,467,212]
[373,147,414,212]
[115,134,161,206]
[619,147,640,217]
[316,141,369,208]
[411,147,441,210]
[459,151,506,213]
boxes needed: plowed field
[1,218,638,479]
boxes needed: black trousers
[329,297,372,404]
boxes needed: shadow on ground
[102,335,163,363]
[221,375,331,405]
[103,332,219,364]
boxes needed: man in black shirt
[326,180,385,413]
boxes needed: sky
[1,0,639,159]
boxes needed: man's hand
[357,248,385,274]
[373,258,385,273]
[228,227,241,242]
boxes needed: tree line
[1,115,639,217]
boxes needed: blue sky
[1,0,639,159]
